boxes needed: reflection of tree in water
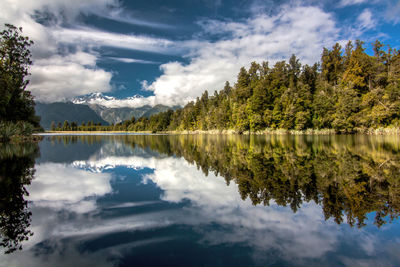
[0,143,39,253]
[123,134,400,228]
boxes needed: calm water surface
[1,134,400,266]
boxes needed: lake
[1,134,400,266]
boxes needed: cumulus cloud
[29,52,112,102]
[139,5,340,107]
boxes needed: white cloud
[344,9,378,39]
[108,57,161,64]
[385,1,400,24]
[29,52,112,102]
[51,27,179,54]
[357,9,376,30]
[138,5,340,107]
[339,0,368,7]
[92,8,175,29]
[28,163,113,213]
[141,156,340,260]
[58,151,341,261]
[0,0,178,102]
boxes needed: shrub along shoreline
[44,127,400,135]
[0,122,43,142]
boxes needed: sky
[1,0,399,107]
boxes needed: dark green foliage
[0,24,40,130]
[0,121,35,142]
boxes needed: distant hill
[70,92,180,124]
[35,100,180,129]
[35,102,108,129]
[87,104,179,124]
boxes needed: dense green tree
[62,120,70,131]
[0,24,40,129]
[321,43,343,85]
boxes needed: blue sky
[1,0,399,107]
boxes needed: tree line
[51,121,107,131]
[57,39,400,133]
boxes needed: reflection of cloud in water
[142,157,339,261]
[28,163,113,213]
[73,154,341,260]
[2,148,389,266]
[72,156,158,172]
[1,243,112,267]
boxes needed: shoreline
[39,128,400,135]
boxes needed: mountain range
[36,93,179,129]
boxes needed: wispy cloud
[93,9,175,29]
[384,0,400,24]
[357,9,376,30]
[339,0,368,7]
[51,27,180,54]
[107,57,161,64]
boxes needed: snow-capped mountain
[72,92,117,105]
[72,92,153,109]
[35,92,179,128]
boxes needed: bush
[15,121,34,136]
[0,122,18,142]
[0,121,34,142]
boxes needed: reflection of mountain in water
[0,143,39,253]
[118,134,400,228]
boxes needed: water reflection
[1,134,400,266]
[119,134,400,228]
[0,143,39,253]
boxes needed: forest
[55,40,400,133]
